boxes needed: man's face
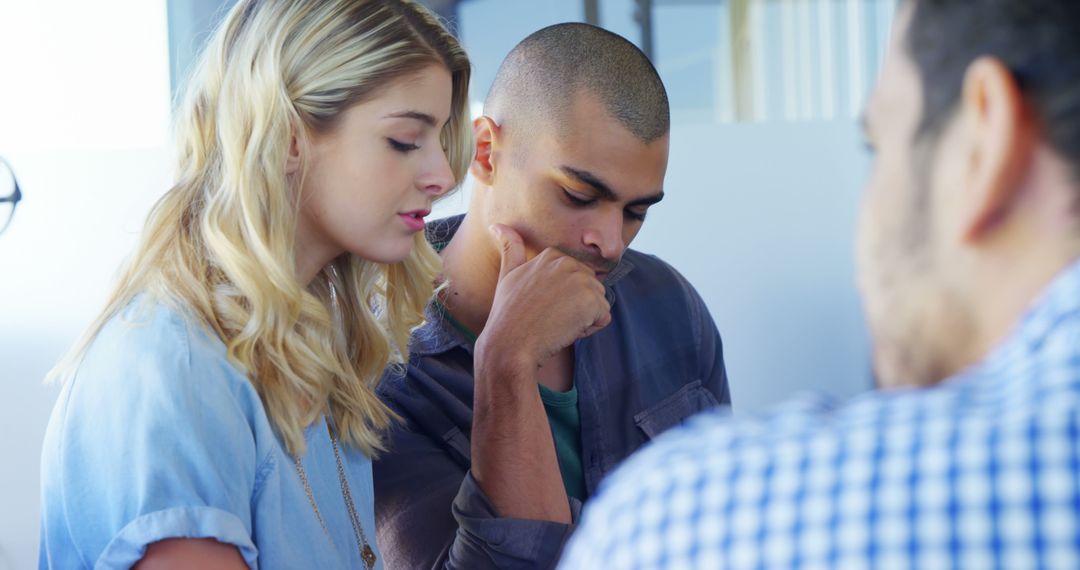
[485,90,669,279]
[857,4,975,388]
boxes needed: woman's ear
[286,130,303,176]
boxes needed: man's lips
[554,246,618,274]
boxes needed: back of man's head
[906,0,1080,180]
[484,22,669,144]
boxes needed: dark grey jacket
[374,216,731,569]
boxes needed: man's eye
[625,209,647,222]
[388,138,420,153]
[563,190,595,207]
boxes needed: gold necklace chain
[293,421,377,570]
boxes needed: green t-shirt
[536,384,587,501]
[434,301,588,502]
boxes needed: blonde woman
[38,1,470,568]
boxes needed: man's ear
[470,116,501,185]
[960,56,1037,241]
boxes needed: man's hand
[477,223,612,372]
[468,223,596,524]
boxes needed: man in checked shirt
[563,0,1080,568]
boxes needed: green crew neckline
[433,300,576,397]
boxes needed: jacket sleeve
[677,268,731,408]
[374,413,579,570]
[698,295,731,407]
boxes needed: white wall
[633,122,873,411]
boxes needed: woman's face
[294,65,456,282]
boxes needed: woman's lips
[398,210,429,232]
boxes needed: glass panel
[458,0,585,99]
[652,0,898,123]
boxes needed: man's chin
[870,340,947,391]
[868,334,910,390]
[870,360,906,391]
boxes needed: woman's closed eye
[387,138,420,153]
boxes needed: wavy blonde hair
[52,0,472,457]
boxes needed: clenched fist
[476,223,612,373]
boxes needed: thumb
[489,223,527,279]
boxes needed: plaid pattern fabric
[560,260,1080,570]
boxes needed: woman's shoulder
[45,295,275,484]
[41,297,272,570]
[91,295,221,368]
[70,295,262,422]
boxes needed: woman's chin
[349,243,413,265]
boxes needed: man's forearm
[470,348,572,524]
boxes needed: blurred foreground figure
[563,1,1080,568]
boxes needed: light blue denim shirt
[39,297,383,570]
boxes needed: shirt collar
[1009,256,1080,351]
[410,303,472,356]
[955,256,1080,392]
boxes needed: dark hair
[485,22,669,143]
[906,0,1080,178]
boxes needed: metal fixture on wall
[634,0,654,59]
[584,0,600,25]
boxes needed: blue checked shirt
[561,259,1080,570]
